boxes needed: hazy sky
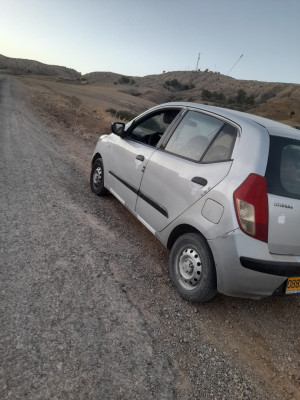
[1,0,299,83]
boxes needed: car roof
[160,102,299,138]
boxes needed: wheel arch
[167,224,206,250]
[91,152,102,166]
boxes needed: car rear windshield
[265,135,300,200]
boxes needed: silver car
[90,102,300,302]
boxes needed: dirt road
[0,76,299,400]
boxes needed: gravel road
[0,76,299,400]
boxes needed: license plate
[286,277,300,294]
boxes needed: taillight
[233,174,268,242]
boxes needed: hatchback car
[90,102,300,302]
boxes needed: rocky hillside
[86,70,300,124]
[0,54,80,80]
[1,54,299,125]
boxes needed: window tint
[165,110,225,161]
[202,123,237,162]
[266,136,300,199]
[130,109,179,147]
[280,144,300,195]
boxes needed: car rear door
[135,110,238,232]
[266,135,300,255]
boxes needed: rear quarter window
[202,123,237,162]
[265,136,300,199]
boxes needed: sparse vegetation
[164,79,195,91]
[202,89,225,103]
[118,76,129,84]
[118,75,136,85]
[236,89,255,106]
[260,90,276,103]
[106,108,136,121]
[236,89,246,104]
[201,88,255,110]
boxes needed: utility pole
[195,53,201,71]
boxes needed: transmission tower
[227,54,243,75]
[195,53,201,71]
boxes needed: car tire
[90,158,108,196]
[169,233,217,302]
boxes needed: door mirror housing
[111,122,126,137]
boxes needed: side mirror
[111,122,126,137]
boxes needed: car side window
[164,110,225,161]
[202,123,237,162]
[129,109,180,147]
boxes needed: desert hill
[0,54,80,80]
[1,53,299,126]
[82,69,297,107]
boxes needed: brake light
[233,174,268,242]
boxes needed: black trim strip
[109,171,139,194]
[240,257,300,277]
[139,192,168,218]
[109,171,169,218]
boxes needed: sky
[0,0,299,84]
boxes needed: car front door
[105,108,181,212]
[135,109,238,232]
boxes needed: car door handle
[191,177,208,186]
[136,155,145,161]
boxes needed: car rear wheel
[90,158,108,196]
[169,233,217,302]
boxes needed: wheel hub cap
[93,167,102,187]
[178,247,202,287]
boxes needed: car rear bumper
[240,257,300,277]
[208,229,300,299]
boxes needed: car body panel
[268,193,300,256]
[102,135,156,211]
[91,102,300,299]
[136,150,233,232]
[208,230,290,297]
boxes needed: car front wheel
[90,158,108,196]
[169,233,217,302]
